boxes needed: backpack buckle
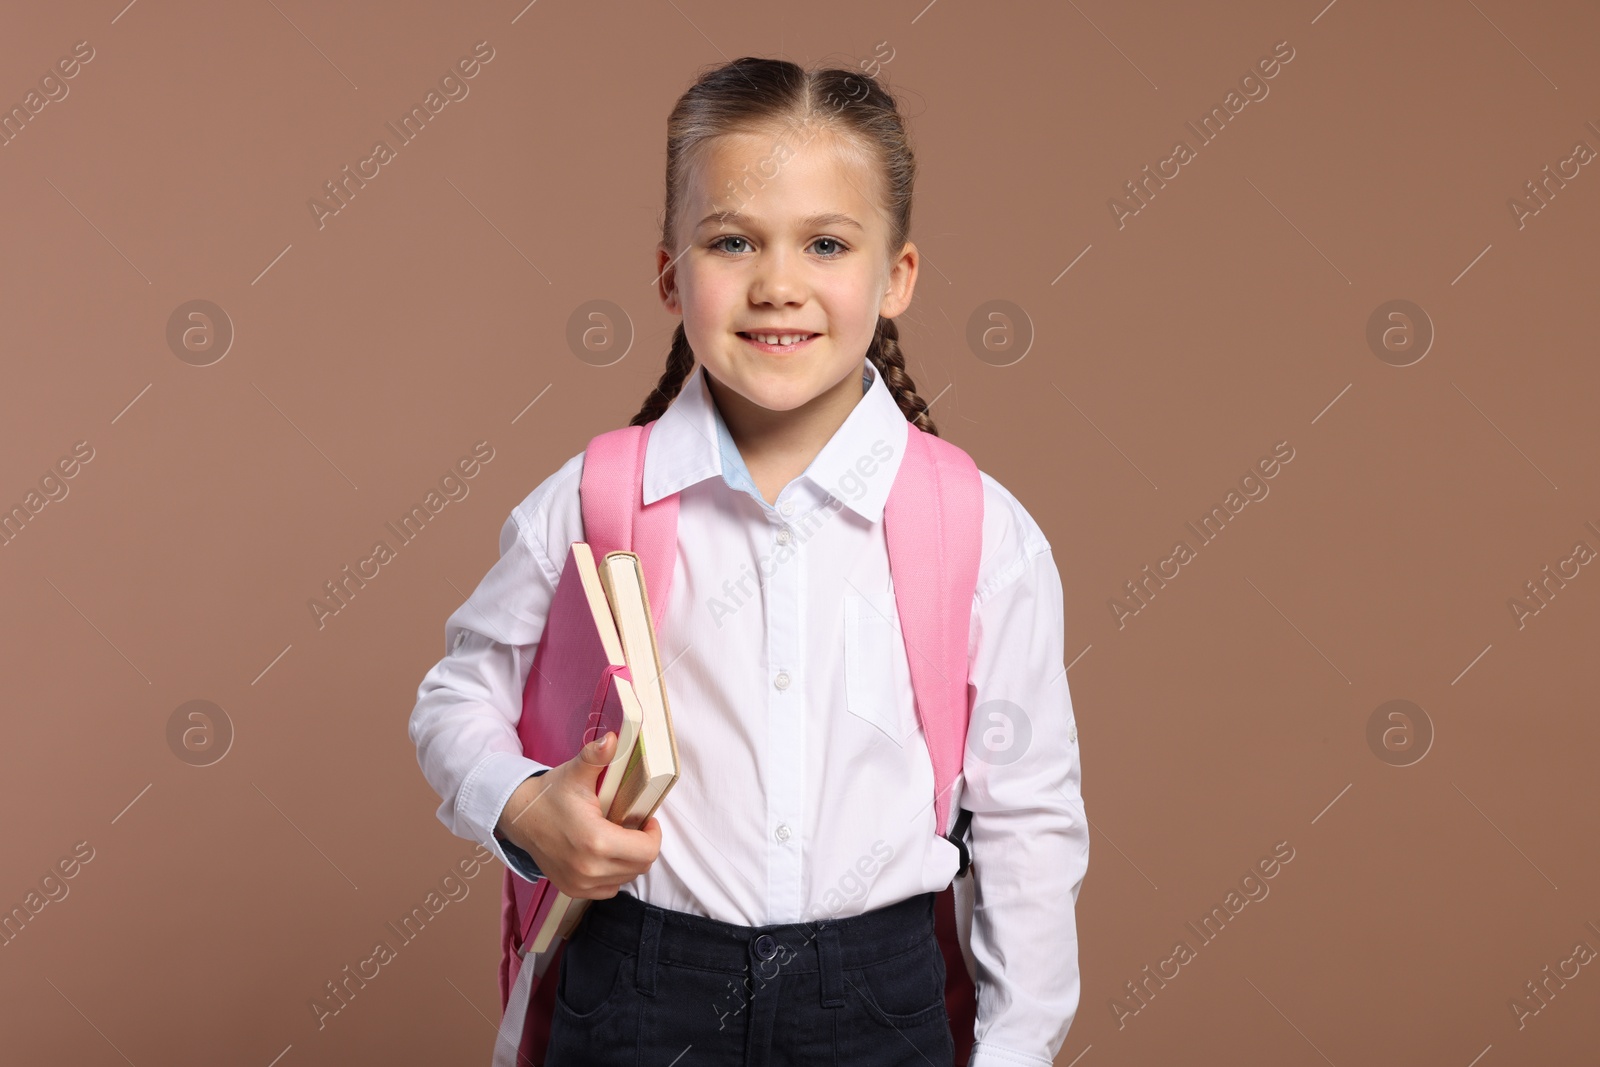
[945,806,974,879]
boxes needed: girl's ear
[655,242,683,314]
[879,240,919,318]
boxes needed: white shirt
[409,357,1088,1067]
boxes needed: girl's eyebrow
[697,210,864,233]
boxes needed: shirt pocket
[843,591,915,747]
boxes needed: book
[598,550,680,829]
[549,551,682,943]
[511,542,643,954]
[514,543,680,956]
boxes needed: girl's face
[655,127,918,432]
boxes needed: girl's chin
[731,386,816,413]
[704,351,863,410]
[711,371,825,413]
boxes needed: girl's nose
[749,249,806,306]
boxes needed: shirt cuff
[461,752,551,881]
[967,1041,1057,1067]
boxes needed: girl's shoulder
[973,467,1054,602]
[500,447,588,562]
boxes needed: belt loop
[816,922,845,1007]
[636,904,662,997]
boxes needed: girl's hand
[495,730,663,899]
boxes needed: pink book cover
[510,541,631,948]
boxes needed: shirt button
[776,527,792,545]
[774,671,791,690]
[774,824,791,843]
[779,500,795,517]
[453,631,466,651]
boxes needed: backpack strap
[578,421,678,630]
[494,421,683,1066]
[883,424,984,865]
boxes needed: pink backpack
[492,417,984,1066]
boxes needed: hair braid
[867,315,938,437]
[629,324,696,427]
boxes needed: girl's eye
[709,236,849,258]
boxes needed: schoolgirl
[410,56,1088,1067]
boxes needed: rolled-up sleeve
[961,486,1088,1067]
[409,495,566,881]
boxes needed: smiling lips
[738,331,821,353]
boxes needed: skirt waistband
[578,889,937,980]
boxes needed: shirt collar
[641,357,910,523]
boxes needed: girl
[410,56,1088,1067]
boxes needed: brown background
[3,1,1598,1064]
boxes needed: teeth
[747,333,812,346]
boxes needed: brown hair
[629,56,939,436]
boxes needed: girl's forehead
[683,131,885,229]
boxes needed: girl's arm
[959,477,1089,1067]
[409,456,583,881]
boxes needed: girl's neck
[703,364,866,505]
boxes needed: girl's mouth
[737,332,820,354]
